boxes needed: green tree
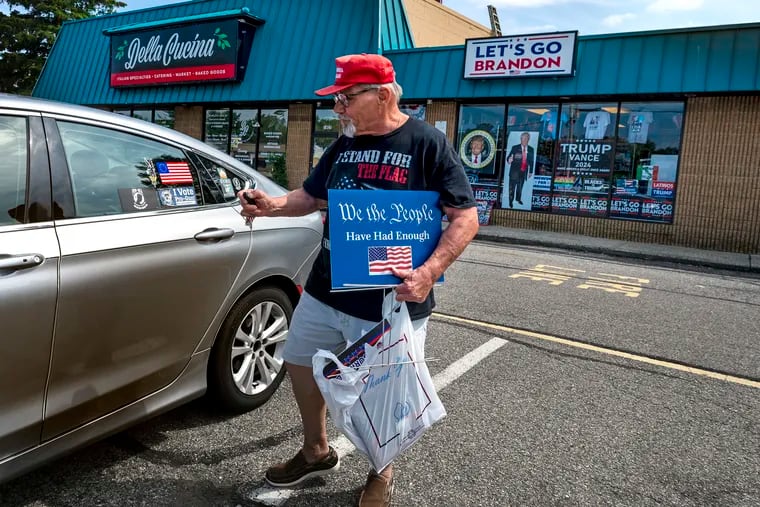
[0,0,125,95]
[270,153,288,189]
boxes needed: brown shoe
[358,471,394,506]
[265,446,340,487]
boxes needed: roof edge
[579,21,760,40]
[103,8,264,35]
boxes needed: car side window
[0,116,28,226]
[192,153,250,205]
[57,121,201,217]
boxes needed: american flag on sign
[368,245,412,275]
[156,161,193,184]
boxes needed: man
[505,131,534,207]
[468,135,485,165]
[238,53,478,507]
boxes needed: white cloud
[523,23,559,33]
[647,0,704,13]
[602,13,636,27]
[485,0,580,8]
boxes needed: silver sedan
[0,94,322,483]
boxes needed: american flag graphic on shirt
[335,175,358,189]
[368,246,412,275]
[156,161,193,184]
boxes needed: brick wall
[174,106,203,139]
[286,103,313,189]
[673,96,760,252]
[403,0,491,47]
[424,101,457,139]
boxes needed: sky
[118,0,760,37]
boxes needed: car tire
[208,286,293,413]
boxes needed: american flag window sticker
[155,160,193,185]
[368,246,412,275]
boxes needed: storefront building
[33,0,760,254]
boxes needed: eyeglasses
[333,87,377,107]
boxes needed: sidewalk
[474,225,760,273]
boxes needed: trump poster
[327,189,443,290]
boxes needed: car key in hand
[242,180,257,205]
[242,180,257,226]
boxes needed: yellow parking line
[433,312,760,390]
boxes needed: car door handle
[0,253,45,271]
[194,228,235,243]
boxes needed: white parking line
[246,337,508,506]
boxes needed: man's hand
[238,188,274,220]
[391,265,435,303]
[237,187,324,222]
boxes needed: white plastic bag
[313,293,446,472]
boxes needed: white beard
[340,117,356,138]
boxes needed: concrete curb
[474,231,758,274]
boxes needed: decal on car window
[118,188,161,212]
[217,168,236,198]
[156,160,193,185]
[158,186,198,207]
[144,158,159,188]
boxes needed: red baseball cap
[314,53,396,96]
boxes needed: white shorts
[283,291,429,367]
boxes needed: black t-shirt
[302,118,476,322]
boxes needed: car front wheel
[208,286,293,413]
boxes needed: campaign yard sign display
[556,139,614,180]
[471,185,498,225]
[328,189,442,290]
[464,31,578,79]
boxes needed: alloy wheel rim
[230,300,288,395]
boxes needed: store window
[400,104,426,121]
[204,107,288,182]
[501,104,561,211]
[111,108,175,130]
[492,99,684,223]
[231,109,260,169]
[154,110,175,129]
[257,108,288,180]
[456,104,504,186]
[552,102,619,217]
[132,109,152,123]
[456,104,504,224]
[313,107,340,167]
[611,101,684,223]
[204,109,230,153]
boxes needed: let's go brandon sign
[464,31,578,79]
[110,19,242,87]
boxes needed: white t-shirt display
[583,110,610,139]
[627,111,654,143]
